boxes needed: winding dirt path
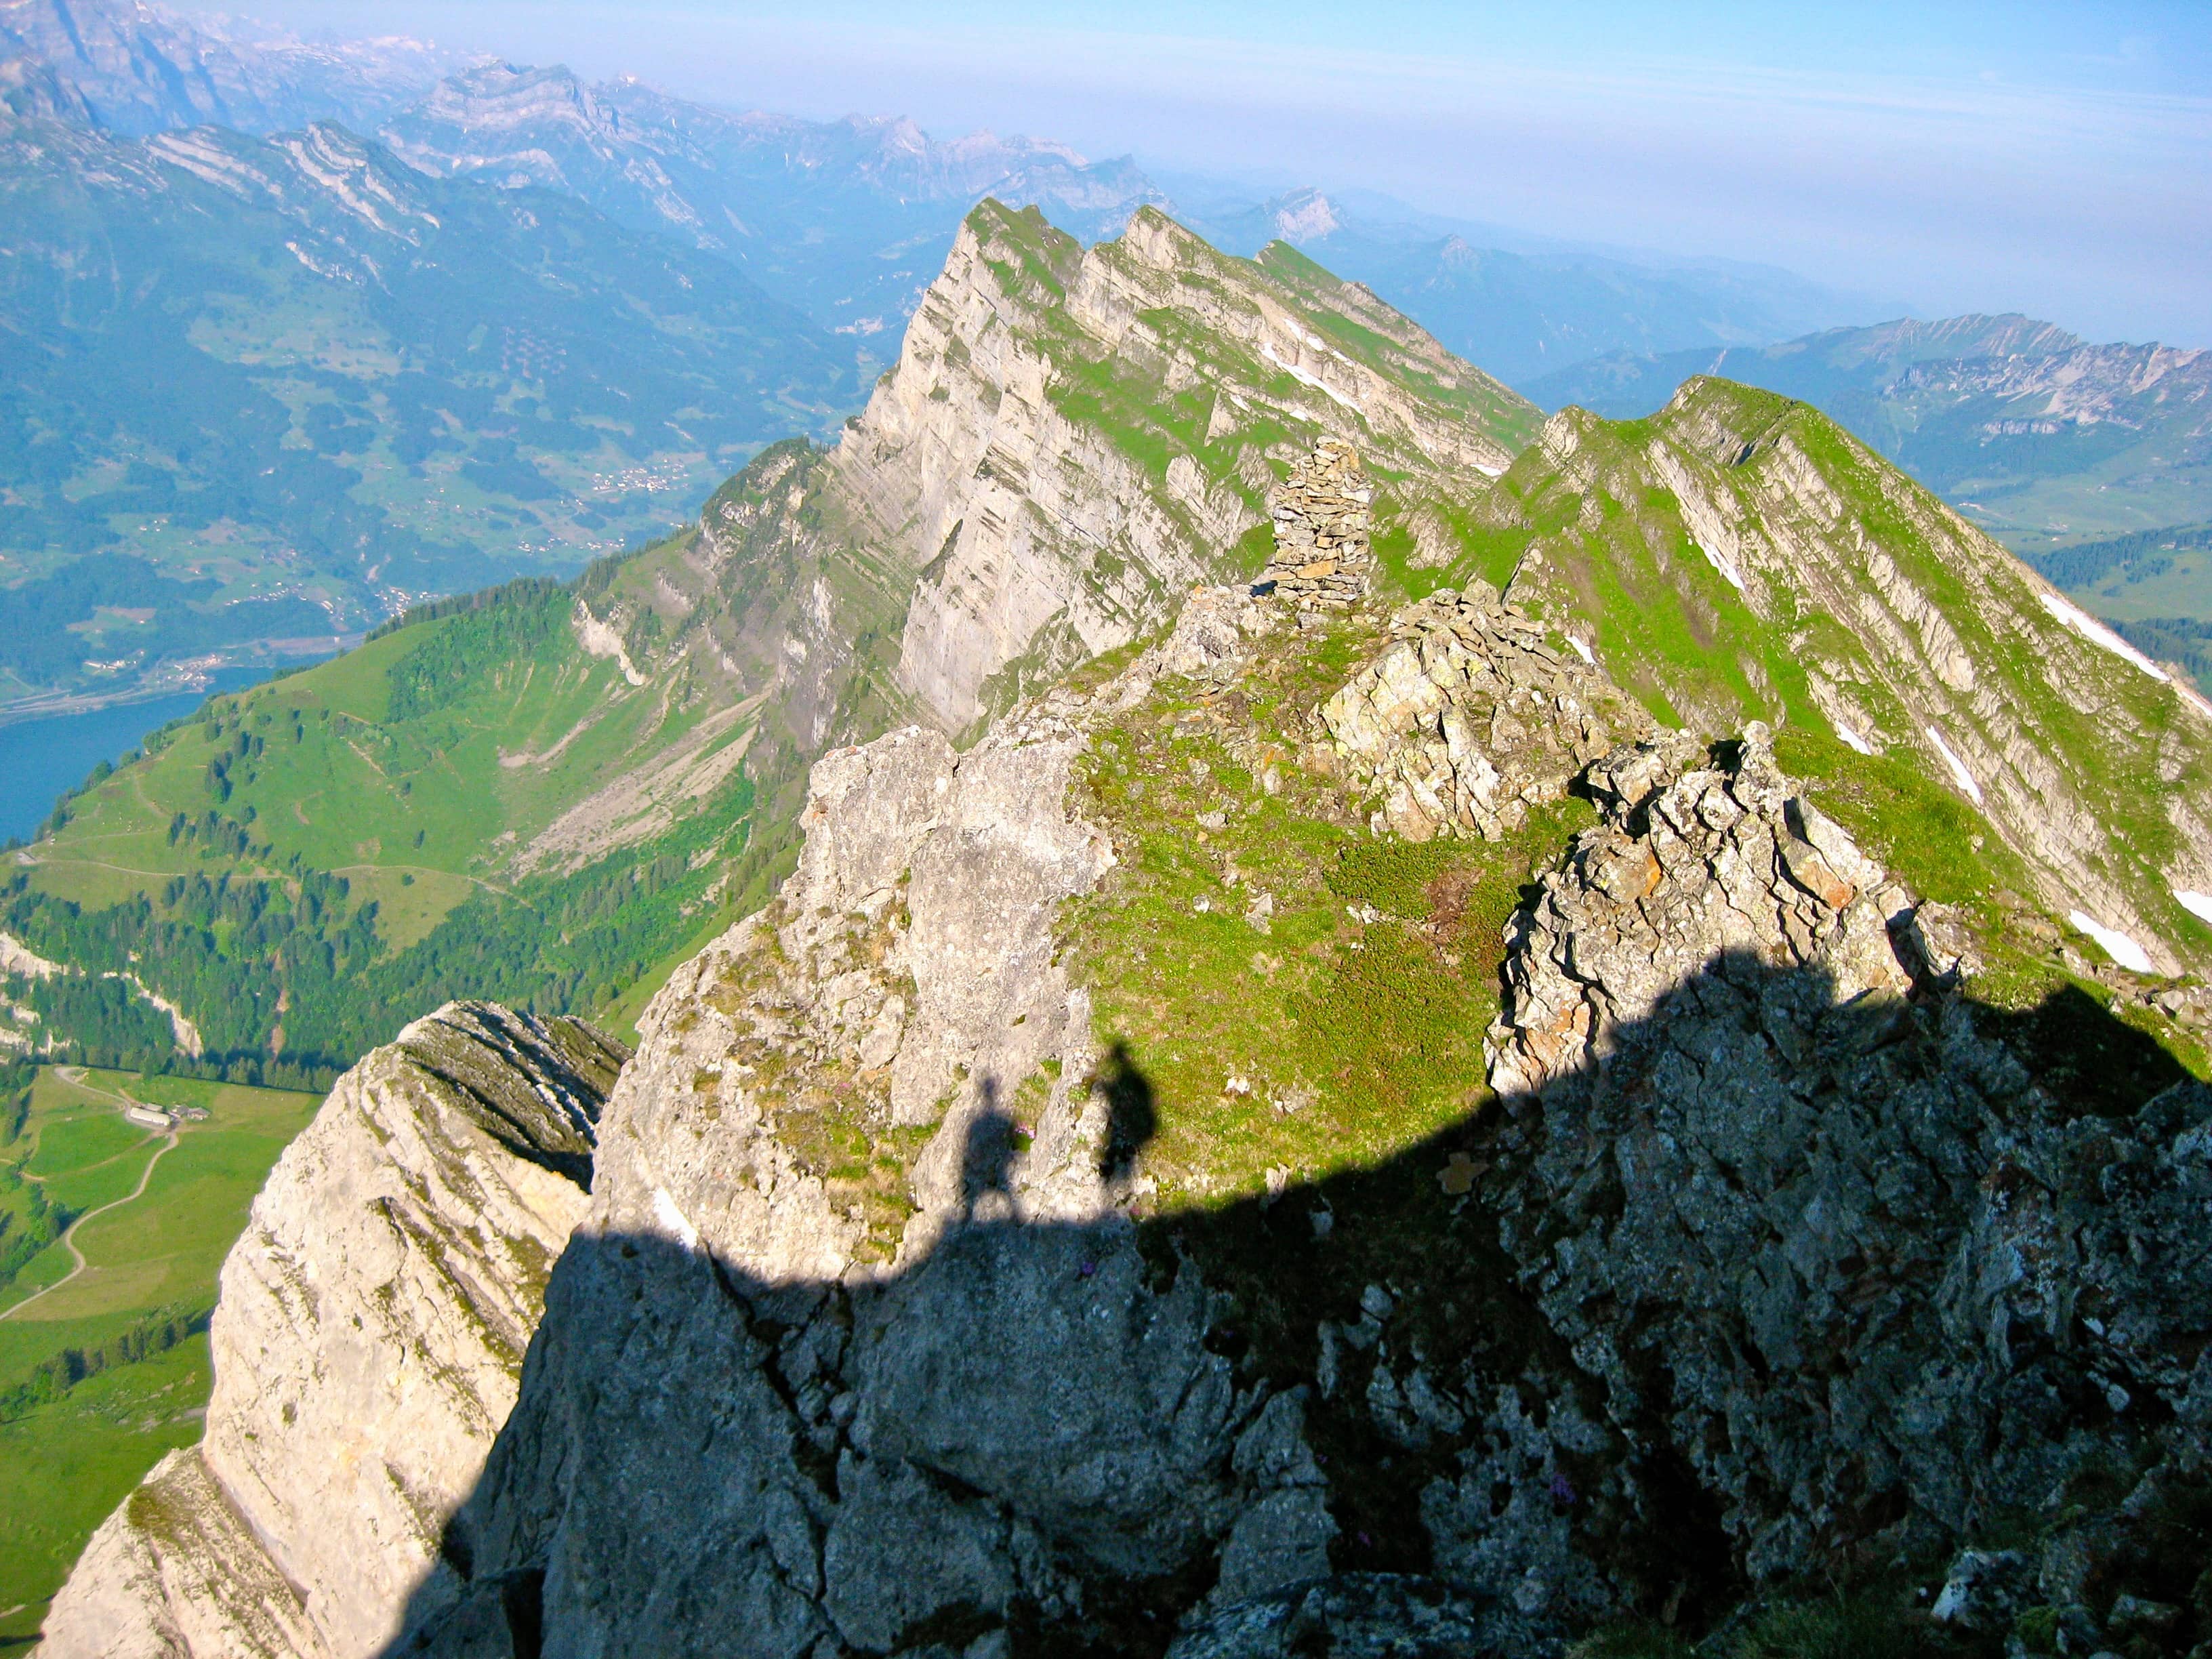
[0,1072,182,1322]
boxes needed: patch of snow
[1923,725,1984,807]
[1832,721,1877,756]
[1695,541,1746,592]
[2068,910,2159,976]
[2175,890,2212,926]
[1259,342,1364,415]
[573,601,647,686]
[652,1187,701,1253]
[2036,589,2169,682]
[1565,634,1595,665]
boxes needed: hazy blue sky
[188,0,2211,343]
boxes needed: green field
[0,1065,321,1647]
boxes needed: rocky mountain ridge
[1525,314,2212,571]
[3,198,1531,1083]
[42,520,2212,1654]
[1486,375,2212,978]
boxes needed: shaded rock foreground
[45,580,2212,1658]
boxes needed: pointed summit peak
[1116,201,1212,270]
[1267,186,1340,241]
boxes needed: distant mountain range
[0,0,462,134]
[1176,184,1898,388]
[375,63,1889,381]
[0,89,865,707]
[377,62,1169,338]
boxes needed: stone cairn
[1254,437,1373,611]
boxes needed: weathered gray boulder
[1166,1575,1540,1658]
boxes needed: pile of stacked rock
[1321,579,1654,841]
[1254,437,1373,611]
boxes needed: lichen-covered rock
[38,1004,625,1659]
[1321,579,1652,843]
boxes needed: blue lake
[0,666,298,844]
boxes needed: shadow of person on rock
[1097,1042,1157,1185]
[962,1076,1017,1221]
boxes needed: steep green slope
[1523,314,2212,610]
[3,436,919,1081]
[1439,376,2212,975]
[0,106,865,708]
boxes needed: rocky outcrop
[1480,727,2212,1614]
[1320,579,1652,842]
[1255,438,1374,611]
[38,1004,626,1659]
[388,613,1390,1654]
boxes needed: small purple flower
[1548,1473,1577,1507]
[1078,1259,1097,1277]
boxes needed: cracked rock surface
[1481,727,2212,1594]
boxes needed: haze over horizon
[167,0,2212,348]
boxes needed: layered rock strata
[1320,579,1653,841]
[827,201,1534,731]
[38,1004,626,1659]
[1255,438,1374,611]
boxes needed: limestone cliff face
[37,1004,626,1659]
[391,600,1372,1655]
[825,201,1537,733]
[536,201,1544,887]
